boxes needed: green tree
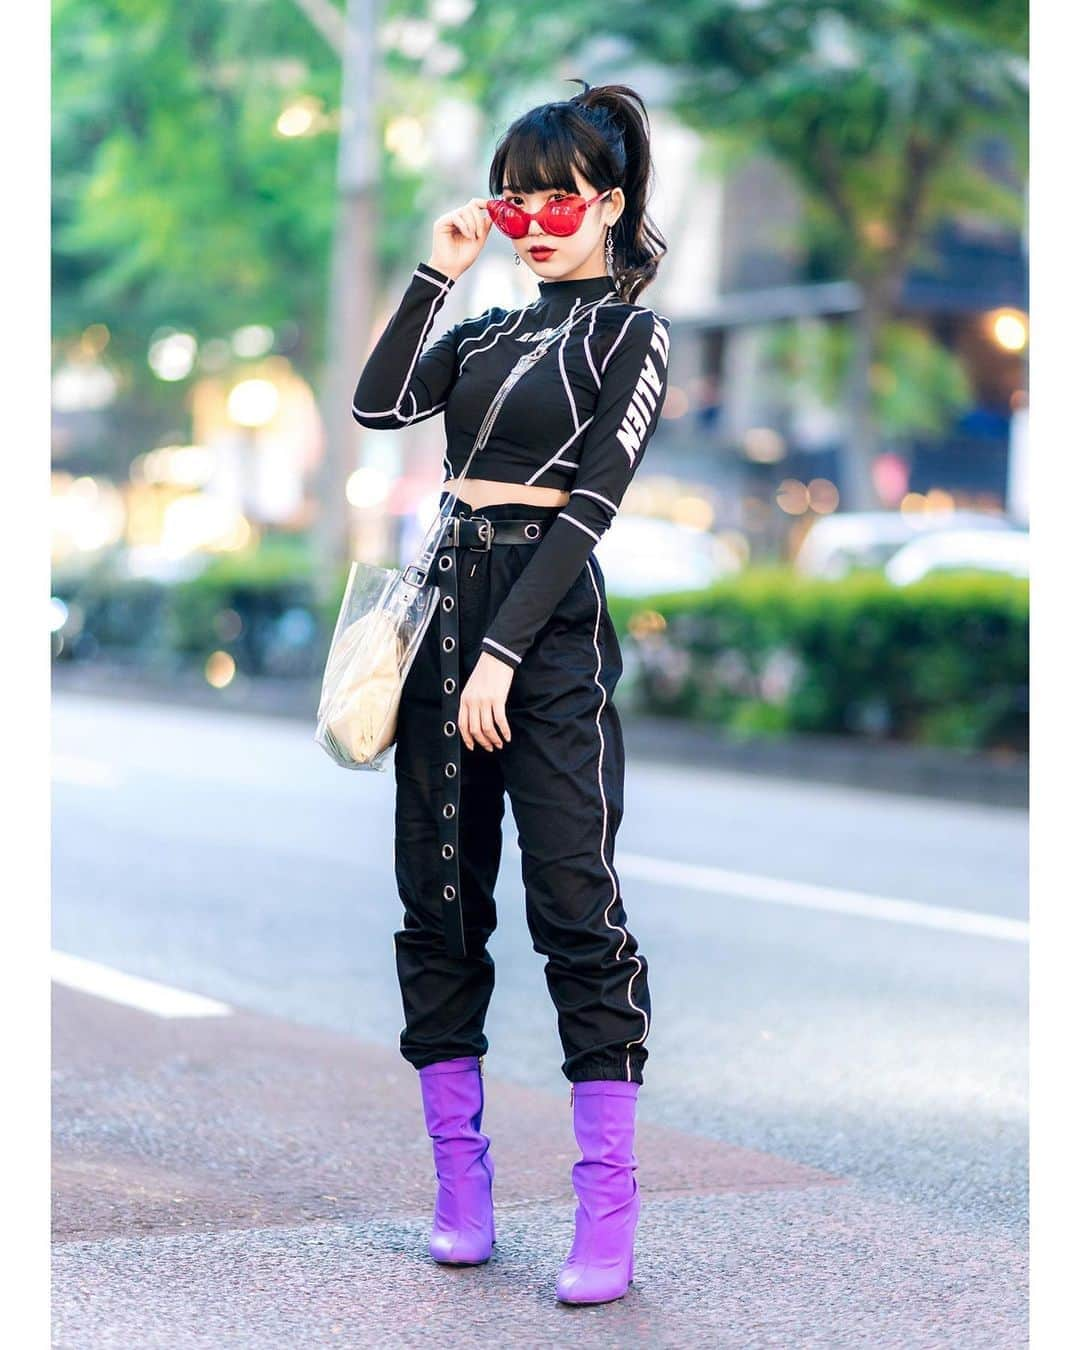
[625,2,1027,506]
[52,0,343,380]
[433,0,1027,508]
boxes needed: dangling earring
[514,252,522,266]
[605,228,615,275]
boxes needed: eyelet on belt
[442,636,455,652]
[443,802,456,818]
[443,884,456,901]
[443,720,456,736]
[442,595,454,611]
[524,522,541,539]
[441,844,454,860]
[438,555,453,571]
[444,762,457,778]
[443,677,456,694]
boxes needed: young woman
[351,80,670,1305]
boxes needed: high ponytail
[566,81,667,304]
[487,80,668,305]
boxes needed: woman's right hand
[428,197,494,280]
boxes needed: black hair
[487,80,667,305]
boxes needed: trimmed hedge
[607,568,1028,752]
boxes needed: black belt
[443,513,551,549]
[432,512,554,956]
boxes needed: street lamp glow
[227,378,279,428]
[987,309,1028,352]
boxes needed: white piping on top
[570,487,619,515]
[583,304,605,389]
[413,265,454,294]
[481,636,522,664]
[557,299,583,434]
[524,419,594,485]
[558,512,602,543]
[459,306,532,368]
[600,309,642,375]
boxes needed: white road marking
[52,755,120,788]
[618,853,1028,944]
[51,952,233,1018]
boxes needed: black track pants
[392,500,651,1084]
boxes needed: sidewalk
[51,660,1027,808]
[52,983,1026,1349]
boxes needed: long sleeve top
[351,260,671,669]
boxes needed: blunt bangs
[488,112,596,198]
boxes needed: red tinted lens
[487,200,528,238]
[540,196,588,235]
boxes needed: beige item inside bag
[325,608,405,763]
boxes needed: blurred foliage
[614,1,1029,285]
[763,316,972,440]
[901,0,1027,56]
[51,0,463,387]
[52,0,338,377]
[608,568,1028,751]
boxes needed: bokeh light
[776,479,810,515]
[205,651,236,689]
[227,378,279,428]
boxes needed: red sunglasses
[486,189,613,239]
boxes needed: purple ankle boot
[417,1055,495,1265]
[555,1080,640,1304]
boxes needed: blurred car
[884,528,1029,585]
[793,509,1017,579]
[594,515,743,597]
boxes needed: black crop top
[351,260,672,670]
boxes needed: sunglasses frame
[486,188,614,239]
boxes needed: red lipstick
[529,246,555,259]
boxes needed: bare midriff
[440,476,570,509]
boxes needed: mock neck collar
[537,273,618,303]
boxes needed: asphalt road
[51,692,1028,1348]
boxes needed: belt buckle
[466,515,494,551]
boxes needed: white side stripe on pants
[585,555,649,1079]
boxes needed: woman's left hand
[459,652,514,752]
